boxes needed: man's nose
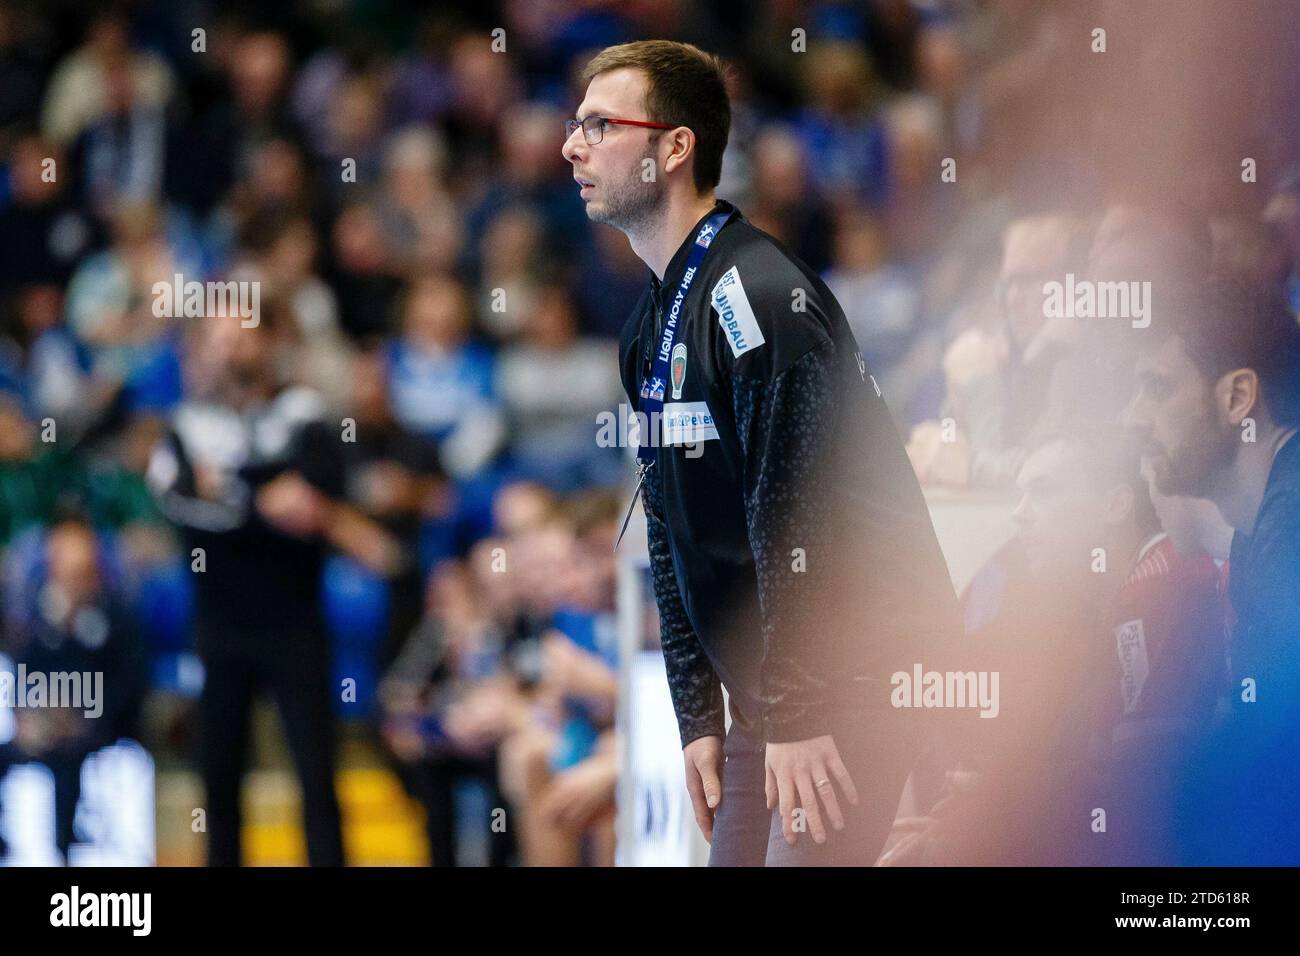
[562,128,584,164]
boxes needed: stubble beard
[585,152,665,236]
[1155,401,1238,498]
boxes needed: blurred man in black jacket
[148,306,401,865]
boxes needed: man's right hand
[683,735,724,842]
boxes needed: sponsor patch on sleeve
[660,402,720,445]
[711,266,766,358]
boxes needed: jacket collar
[649,198,736,294]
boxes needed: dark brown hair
[581,40,730,194]
[1167,278,1300,426]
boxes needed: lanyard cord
[615,207,734,551]
[635,208,733,465]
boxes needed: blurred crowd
[0,0,1298,865]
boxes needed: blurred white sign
[619,651,696,867]
[0,740,155,866]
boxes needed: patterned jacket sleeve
[732,339,840,743]
[640,456,727,748]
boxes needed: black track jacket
[618,199,961,747]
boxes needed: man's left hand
[765,734,859,845]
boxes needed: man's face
[204,315,272,390]
[1012,439,1102,580]
[1124,334,1236,497]
[999,218,1072,351]
[47,525,101,609]
[562,68,665,232]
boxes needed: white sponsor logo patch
[660,402,720,445]
[1114,618,1150,715]
[711,266,766,358]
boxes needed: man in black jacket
[564,40,961,865]
[148,308,403,865]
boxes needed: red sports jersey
[1102,534,1227,742]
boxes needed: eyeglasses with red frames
[564,115,675,145]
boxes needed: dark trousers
[708,702,922,867]
[394,750,515,867]
[48,747,88,859]
[198,627,345,866]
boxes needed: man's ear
[661,127,695,178]
[1218,367,1260,427]
[1103,483,1135,527]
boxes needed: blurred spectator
[59,201,192,431]
[68,50,168,226]
[243,217,353,411]
[495,284,624,491]
[473,206,547,341]
[0,134,92,291]
[741,125,835,273]
[41,11,174,149]
[0,392,163,548]
[386,275,505,480]
[909,213,1089,488]
[865,0,924,90]
[336,347,448,669]
[380,557,518,866]
[224,136,318,261]
[904,421,1225,864]
[794,41,888,208]
[461,102,584,284]
[325,199,403,339]
[376,125,462,277]
[881,94,953,259]
[1123,278,1300,864]
[0,6,45,139]
[494,493,620,866]
[824,209,936,424]
[177,31,303,217]
[1045,205,1211,426]
[1027,423,1224,754]
[440,33,524,179]
[913,21,966,152]
[1,517,147,860]
[381,483,617,865]
[316,70,388,212]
